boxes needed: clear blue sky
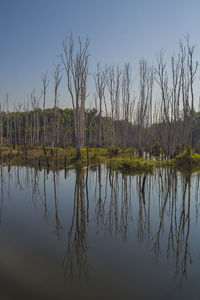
[1,0,200,108]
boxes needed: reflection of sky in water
[0,165,200,299]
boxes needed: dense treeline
[1,34,200,158]
[1,107,200,157]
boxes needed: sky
[1,0,200,108]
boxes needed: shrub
[173,149,200,171]
[90,152,99,162]
[107,146,121,157]
[115,158,154,174]
[152,142,162,157]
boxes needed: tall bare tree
[0,103,2,148]
[94,63,106,147]
[186,35,198,113]
[41,72,50,149]
[30,90,40,146]
[179,36,198,152]
[52,64,63,149]
[121,62,132,149]
[106,64,121,145]
[62,34,89,158]
[53,64,63,108]
[137,59,153,155]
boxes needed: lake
[0,164,200,300]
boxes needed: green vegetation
[172,149,200,172]
[152,142,162,157]
[107,146,122,157]
[112,157,154,174]
[1,145,200,174]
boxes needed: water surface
[0,165,200,299]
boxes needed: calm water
[0,164,200,299]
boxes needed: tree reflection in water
[63,167,89,280]
[0,165,200,285]
[151,169,193,285]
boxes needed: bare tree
[171,54,181,122]
[30,90,40,146]
[53,64,63,108]
[137,59,153,155]
[155,50,176,157]
[62,33,89,158]
[0,103,2,148]
[186,35,198,113]
[52,64,63,149]
[13,103,22,146]
[23,100,29,148]
[94,63,106,147]
[170,53,182,154]
[5,94,11,146]
[179,40,190,119]
[121,62,132,149]
[106,64,121,145]
[179,36,198,152]
[41,72,50,150]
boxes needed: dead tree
[186,35,198,113]
[94,63,106,147]
[155,50,173,157]
[185,36,198,150]
[62,34,89,158]
[30,90,40,147]
[53,64,63,108]
[179,37,198,152]
[137,59,153,156]
[5,94,11,146]
[170,53,181,153]
[41,71,50,150]
[121,62,132,150]
[13,103,22,146]
[23,101,29,148]
[106,64,121,146]
[52,64,63,149]
[0,103,2,147]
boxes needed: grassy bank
[0,146,109,170]
[0,146,200,174]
